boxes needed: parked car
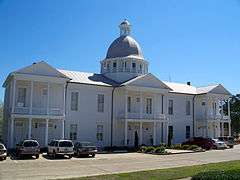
[16,140,40,159]
[74,142,97,157]
[0,143,7,160]
[47,140,74,158]
[182,137,215,150]
[212,139,227,149]
[218,136,235,148]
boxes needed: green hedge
[192,170,240,180]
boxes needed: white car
[212,139,227,149]
[47,140,74,158]
[0,143,7,160]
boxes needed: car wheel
[35,154,39,159]
[68,155,72,159]
[92,154,95,158]
[230,145,234,148]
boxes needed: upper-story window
[132,62,136,68]
[127,96,131,113]
[17,87,27,107]
[71,92,79,111]
[113,62,117,68]
[146,98,152,114]
[186,100,191,115]
[168,99,173,115]
[97,94,104,112]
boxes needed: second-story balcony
[12,106,64,116]
[117,112,166,121]
[197,114,231,122]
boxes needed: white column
[153,121,156,146]
[140,92,143,119]
[30,81,33,114]
[10,117,14,148]
[228,99,231,117]
[228,122,231,136]
[47,82,50,115]
[125,90,128,119]
[63,84,66,116]
[124,120,128,146]
[28,118,32,139]
[45,118,49,146]
[11,78,16,113]
[61,119,65,139]
[139,122,143,145]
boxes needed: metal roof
[58,69,119,87]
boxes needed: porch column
[10,117,14,148]
[61,119,65,139]
[28,118,32,139]
[47,82,50,115]
[228,122,231,136]
[125,90,128,119]
[30,81,33,114]
[45,118,49,146]
[140,92,143,119]
[12,78,16,113]
[124,120,128,146]
[228,99,231,117]
[139,122,143,145]
[165,121,169,144]
[153,121,156,146]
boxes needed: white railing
[118,112,165,120]
[13,107,63,116]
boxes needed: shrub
[192,170,240,180]
[172,144,182,150]
[144,146,155,153]
[187,145,199,150]
[181,145,190,150]
[154,146,166,154]
[139,146,147,153]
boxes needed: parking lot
[1,145,240,180]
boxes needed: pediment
[209,84,231,95]
[14,61,68,78]
[122,73,172,90]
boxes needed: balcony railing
[13,107,64,116]
[118,112,165,120]
[196,114,230,121]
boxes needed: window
[113,62,117,68]
[107,63,110,70]
[124,62,127,68]
[146,98,152,114]
[42,88,47,96]
[186,100,191,115]
[71,92,78,111]
[202,102,206,106]
[186,126,190,139]
[127,96,131,113]
[168,126,173,143]
[70,124,77,140]
[97,94,104,112]
[168,100,173,115]
[17,87,26,107]
[132,62,136,68]
[96,125,103,141]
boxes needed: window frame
[186,100,191,115]
[70,124,77,141]
[70,91,79,111]
[146,98,152,114]
[97,94,104,113]
[186,126,190,139]
[168,99,174,115]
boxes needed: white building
[2,20,232,148]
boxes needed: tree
[230,95,240,137]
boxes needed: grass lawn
[67,160,240,180]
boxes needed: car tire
[230,145,234,148]
[68,155,72,159]
[92,154,95,158]
[36,154,39,159]
[52,151,56,159]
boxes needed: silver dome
[106,35,143,59]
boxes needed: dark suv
[16,140,40,159]
[74,142,97,157]
[182,137,215,150]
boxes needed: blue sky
[0,0,240,101]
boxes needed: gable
[209,84,231,95]
[122,73,172,90]
[14,61,68,78]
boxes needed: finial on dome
[119,19,131,36]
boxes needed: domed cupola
[101,20,149,83]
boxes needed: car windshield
[59,141,73,147]
[23,141,38,147]
[80,142,94,147]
